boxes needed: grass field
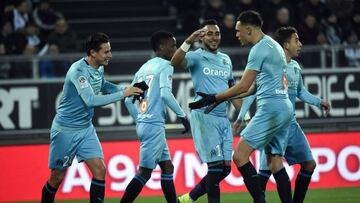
[24,187,360,203]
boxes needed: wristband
[180,42,191,52]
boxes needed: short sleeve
[69,70,91,95]
[245,45,267,72]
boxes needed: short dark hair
[237,10,263,27]
[85,33,109,56]
[274,26,297,47]
[201,19,218,27]
[150,30,174,52]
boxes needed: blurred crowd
[0,0,78,78]
[168,0,360,67]
[169,0,360,46]
[1,0,359,79]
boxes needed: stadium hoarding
[0,69,359,133]
[0,132,359,202]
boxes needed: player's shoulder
[289,59,302,70]
[187,48,202,57]
[217,51,230,58]
[66,58,88,78]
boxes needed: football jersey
[186,48,234,117]
[54,58,125,128]
[246,35,288,106]
[133,57,175,124]
[287,59,321,119]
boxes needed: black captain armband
[228,79,235,88]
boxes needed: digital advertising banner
[0,69,359,132]
[0,132,359,202]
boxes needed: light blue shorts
[259,121,314,169]
[136,123,170,169]
[241,99,292,155]
[48,122,103,170]
[190,110,233,163]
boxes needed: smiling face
[91,42,112,66]
[202,24,221,52]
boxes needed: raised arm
[171,28,204,69]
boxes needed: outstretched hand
[188,92,216,110]
[180,117,191,134]
[320,100,331,116]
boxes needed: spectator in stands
[298,0,330,24]
[39,44,70,78]
[260,0,297,34]
[348,11,360,39]
[1,19,27,55]
[4,0,31,32]
[266,6,292,35]
[226,0,260,16]
[0,21,11,78]
[322,12,342,45]
[316,31,328,45]
[47,17,79,53]
[32,0,63,41]
[343,30,360,67]
[22,21,45,55]
[297,12,322,45]
[220,12,239,46]
[203,0,226,24]
[170,0,201,35]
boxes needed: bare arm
[171,28,205,69]
[216,69,257,101]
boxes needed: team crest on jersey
[222,59,229,66]
[79,76,89,88]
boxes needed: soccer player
[41,33,143,203]
[120,30,190,203]
[172,19,242,203]
[189,11,294,203]
[234,26,331,203]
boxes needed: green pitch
[25,187,360,203]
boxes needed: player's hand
[131,81,149,103]
[204,101,221,114]
[188,92,216,110]
[232,119,248,135]
[180,116,191,134]
[320,100,331,116]
[124,86,143,97]
[186,28,206,44]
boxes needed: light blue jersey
[287,59,321,120]
[125,57,186,169]
[240,59,320,168]
[186,48,234,163]
[246,35,289,105]
[126,57,185,125]
[186,48,234,117]
[54,58,126,128]
[241,35,293,154]
[49,58,126,170]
